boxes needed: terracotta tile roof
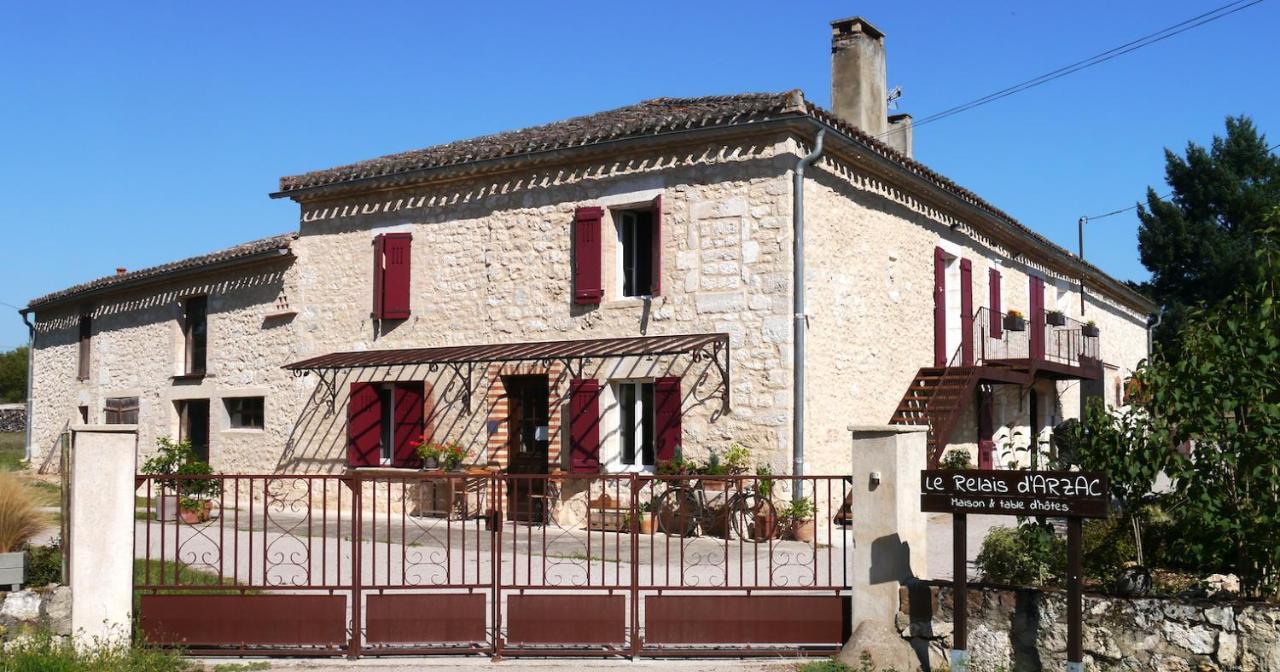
[276,92,804,194]
[274,90,1152,312]
[27,233,296,309]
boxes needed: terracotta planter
[791,518,815,543]
[1003,315,1027,332]
[636,512,655,535]
[700,478,729,492]
[180,501,210,524]
[751,513,777,542]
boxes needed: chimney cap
[115,267,127,276]
[830,16,884,40]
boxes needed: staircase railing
[923,341,981,467]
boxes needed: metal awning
[284,333,730,414]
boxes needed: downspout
[1146,307,1163,358]
[18,308,34,462]
[792,129,825,502]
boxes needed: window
[177,399,211,462]
[78,405,89,424]
[346,382,424,468]
[616,209,654,297]
[182,296,208,376]
[225,397,264,430]
[77,315,92,380]
[104,397,139,424]
[616,382,655,469]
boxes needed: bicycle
[651,475,777,542]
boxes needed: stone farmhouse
[23,18,1154,496]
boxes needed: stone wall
[0,586,71,647]
[0,404,25,433]
[899,581,1280,671]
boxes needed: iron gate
[134,472,851,658]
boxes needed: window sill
[222,427,265,435]
[171,373,209,383]
[602,296,661,310]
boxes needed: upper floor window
[616,210,655,298]
[77,315,92,380]
[105,397,139,424]
[183,296,207,376]
[373,233,412,320]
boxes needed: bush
[1083,517,1138,587]
[25,539,62,587]
[1,630,193,672]
[941,449,972,470]
[976,522,1065,586]
[0,472,44,554]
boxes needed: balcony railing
[973,307,1100,369]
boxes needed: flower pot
[637,512,655,535]
[1003,315,1027,332]
[153,494,179,521]
[0,551,26,590]
[700,479,729,492]
[179,502,209,524]
[421,457,439,470]
[790,518,815,543]
[1046,312,1067,327]
[1082,325,1100,338]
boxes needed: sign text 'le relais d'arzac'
[920,470,1110,518]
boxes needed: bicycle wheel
[728,490,777,543]
[654,485,701,537]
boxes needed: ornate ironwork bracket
[294,368,339,417]
[692,337,731,413]
[432,361,475,413]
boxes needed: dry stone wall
[899,582,1280,671]
[0,405,24,433]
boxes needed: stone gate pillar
[841,424,928,669]
[69,425,137,647]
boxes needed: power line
[1084,142,1280,220]
[887,0,1265,138]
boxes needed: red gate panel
[366,593,487,644]
[506,594,625,645]
[139,594,346,646]
[644,595,844,645]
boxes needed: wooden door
[505,376,550,523]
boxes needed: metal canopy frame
[284,333,731,416]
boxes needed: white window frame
[604,381,656,473]
[614,210,653,299]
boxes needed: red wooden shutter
[568,379,601,473]
[1030,276,1045,360]
[650,194,663,297]
[380,233,412,320]
[347,383,382,467]
[989,269,1003,339]
[573,207,604,305]
[372,235,385,318]
[393,383,425,468]
[960,258,974,366]
[933,247,947,367]
[654,377,682,462]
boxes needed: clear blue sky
[2,1,1276,349]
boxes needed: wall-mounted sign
[920,469,1109,518]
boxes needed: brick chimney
[830,17,913,157]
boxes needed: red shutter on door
[347,383,382,467]
[650,194,663,297]
[1030,276,1045,360]
[380,233,412,320]
[372,235,386,318]
[568,379,601,473]
[654,377,682,463]
[989,269,1003,339]
[960,258,974,366]
[393,383,425,468]
[573,207,603,305]
[933,247,947,367]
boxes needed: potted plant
[176,457,219,524]
[414,440,443,470]
[698,451,729,492]
[635,499,655,535]
[0,473,44,590]
[1082,320,1100,338]
[748,465,778,541]
[784,497,816,543]
[1003,309,1027,332]
[1046,309,1067,326]
[141,437,207,522]
[442,442,468,472]
[941,449,973,470]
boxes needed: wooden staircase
[890,364,981,467]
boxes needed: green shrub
[941,449,973,470]
[25,539,62,587]
[1082,517,1137,587]
[0,630,193,672]
[976,522,1065,586]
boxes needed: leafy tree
[1137,116,1280,349]
[0,346,28,403]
